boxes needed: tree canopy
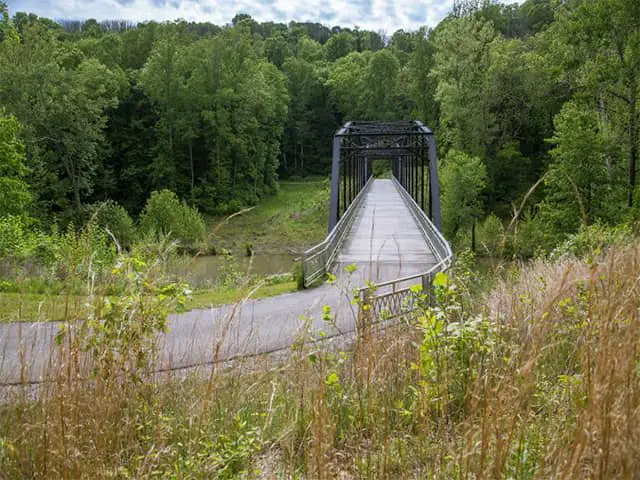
[0,0,637,255]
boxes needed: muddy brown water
[169,253,297,288]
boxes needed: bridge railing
[301,176,374,287]
[357,177,453,322]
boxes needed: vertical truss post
[352,153,355,201]
[421,135,425,212]
[409,154,413,199]
[412,153,417,202]
[364,156,368,182]
[350,152,354,204]
[346,153,350,207]
[408,155,412,198]
[329,135,341,232]
[338,154,347,219]
[427,135,442,231]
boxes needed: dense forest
[0,0,638,255]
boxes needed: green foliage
[550,223,632,261]
[362,50,400,120]
[541,101,622,234]
[91,199,136,249]
[440,150,487,243]
[0,215,32,261]
[0,216,59,266]
[139,189,206,252]
[56,222,117,279]
[75,246,187,383]
[325,32,355,62]
[326,51,370,118]
[412,266,494,419]
[431,15,497,157]
[0,0,639,267]
[0,112,30,218]
[510,213,550,258]
[476,213,504,256]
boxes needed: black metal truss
[328,120,442,232]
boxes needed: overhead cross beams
[328,120,442,232]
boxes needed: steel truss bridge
[302,120,453,320]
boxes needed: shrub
[550,223,632,261]
[55,222,117,281]
[0,215,33,261]
[476,214,504,256]
[139,190,206,253]
[510,213,551,258]
[91,200,136,249]
[31,228,58,266]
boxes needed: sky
[6,0,520,33]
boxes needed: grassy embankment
[210,178,329,254]
[0,180,329,322]
[1,233,639,477]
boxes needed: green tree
[0,13,121,216]
[0,113,31,217]
[326,51,371,119]
[139,189,205,251]
[541,101,621,236]
[558,0,640,206]
[139,32,183,189]
[325,32,355,62]
[440,150,487,250]
[431,16,497,157]
[297,37,325,63]
[407,27,439,127]
[362,49,400,120]
[186,29,289,210]
[265,33,291,68]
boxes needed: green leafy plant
[91,199,136,249]
[139,189,206,253]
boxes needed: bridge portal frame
[328,120,442,233]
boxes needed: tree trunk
[189,140,194,200]
[63,158,82,211]
[599,96,612,178]
[73,178,81,211]
[471,221,476,252]
[283,138,287,169]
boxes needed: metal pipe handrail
[301,176,373,287]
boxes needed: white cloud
[7,0,497,32]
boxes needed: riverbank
[0,179,329,322]
[208,178,329,256]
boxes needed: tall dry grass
[1,240,639,478]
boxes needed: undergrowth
[1,232,639,478]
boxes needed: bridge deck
[334,179,437,284]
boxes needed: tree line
[1,0,638,256]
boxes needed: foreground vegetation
[1,228,638,477]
